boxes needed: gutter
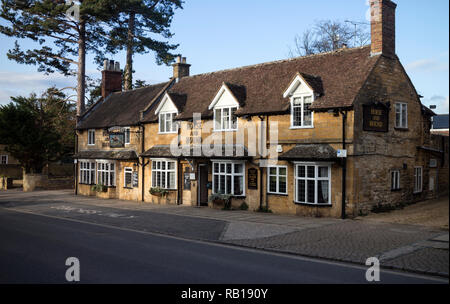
[340,110,348,220]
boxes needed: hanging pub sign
[363,103,389,132]
[248,168,258,190]
[109,133,125,148]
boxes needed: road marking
[1,207,447,283]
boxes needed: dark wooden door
[199,165,209,206]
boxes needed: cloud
[405,52,449,73]
[0,71,77,105]
[422,95,449,114]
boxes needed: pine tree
[0,0,116,116]
[105,0,183,90]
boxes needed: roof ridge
[111,80,171,95]
[180,45,371,80]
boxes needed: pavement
[0,189,448,279]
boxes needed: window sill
[290,126,314,130]
[294,201,332,207]
[268,193,288,197]
[213,129,238,133]
[158,132,178,135]
[394,127,409,131]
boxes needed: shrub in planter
[209,194,232,210]
[239,202,249,211]
[91,184,108,193]
[150,187,169,197]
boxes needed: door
[198,165,209,206]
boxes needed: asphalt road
[0,209,445,284]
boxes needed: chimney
[370,0,397,58]
[102,59,122,99]
[172,55,191,80]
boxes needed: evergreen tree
[105,0,183,90]
[0,0,115,116]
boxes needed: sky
[0,0,448,114]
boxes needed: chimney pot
[115,61,120,72]
[103,59,108,71]
[172,55,190,80]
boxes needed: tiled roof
[432,114,449,130]
[278,144,338,161]
[143,46,379,122]
[74,150,138,160]
[141,145,252,159]
[77,81,170,130]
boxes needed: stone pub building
[75,0,448,218]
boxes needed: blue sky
[0,0,448,113]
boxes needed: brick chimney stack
[172,55,191,80]
[102,59,122,99]
[370,0,397,58]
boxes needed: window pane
[319,167,328,178]
[234,164,243,174]
[307,180,315,203]
[307,166,315,178]
[269,176,277,193]
[231,108,237,129]
[298,180,305,202]
[214,163,219,173]
[215,109,222,130]
[223,108,230,130]
[293,105,302,126]
[297,166,305,178]
[317,181,329,204]
[160,114,166,132]
[234,176,243,196]
[226,175,232,194]
[219,175,225,194]
[226,163,232,174]
[166,113,171,132]
[303,96,312,126]
[214,174,219,193]
[279,176,287,194]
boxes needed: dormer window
[159,112,178,134]
[155,93,181,134]
[209,83,243,132]
[283,73,317,129]
[214,107,238,131]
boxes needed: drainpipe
[341,110,348,220]
[141,124,146,202]
[258,115,266,210]
[74,132,78,195]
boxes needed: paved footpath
[0,189,448,278]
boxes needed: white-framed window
[268,166,288,195]
[151,160,177,189]
[291,95,313,128]
[0,155,8,165]
[97,161,116,187]
[88,129,96,145]
[395,103,408,129]
[212,161,245,196]
[124,167,133,188]
[391,170,400,191]
[124,127,131,145]
[159,113,178,134]
[79,161,96,185]
[414,166,423,193]
[294,163,331,205]
[214,107,238,131]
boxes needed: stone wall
[352,56,432,214]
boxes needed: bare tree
[288,20,370,57]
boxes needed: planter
[23,174,48,192]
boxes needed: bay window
[268,166,287,195]
[295,163,331,205]
[291,95,313,128]
[79,161,96,185]
[214,107,238,131]
[212,161,245,196]
[97,161,116,187]
[152,160,176,189]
